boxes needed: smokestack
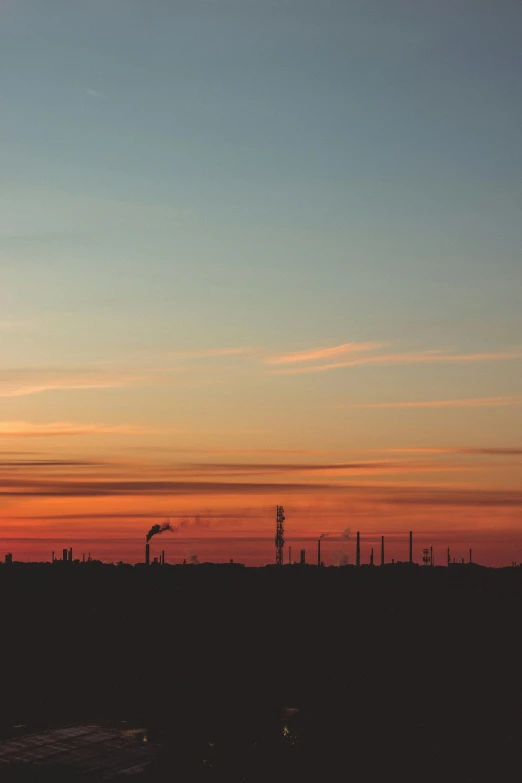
[381,536,385,566]
[447,547,450,567]
[317,539,321,567]
[62,548,67,562]
[288,546,291,564]
[370,547,374,566]
[161,550,165,566]
[145,543,150,566]
[82,553,85,563]
[430,546,433,566]
[52,551,54,563]
[409,531,413,564]
[68,547,72,562]
[356,532,360,567]
[469,548,472,564]
[300,549,306,565]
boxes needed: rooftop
[0,724,153,778]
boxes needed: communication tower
[275,506,285,566]
[422,548,431,566]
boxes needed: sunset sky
[1,1,521,565]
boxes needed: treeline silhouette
[1,562,522,781]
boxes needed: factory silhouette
[2,505,516,568]
[2,507,522,781]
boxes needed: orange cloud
[347,396,522,408]
[266,342,383,365]
[269,348,522,374]
[0,372,140,398]
[0,421,165,437]
[384,447,522,456]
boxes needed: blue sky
[2,1,521,355]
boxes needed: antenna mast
[275,506,285,566]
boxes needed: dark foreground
[1,561,521,781]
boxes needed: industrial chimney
[381,536,385,566]
[409,531,413,564]
[62,548,67,562]
[356,532,361,567]
[145,543,150,566]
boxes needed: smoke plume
[147,515,209,542]
[146,520,174,542]
[333,549,349,566]
[341,527,351,540]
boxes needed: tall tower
[275,506,285,566]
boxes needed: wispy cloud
[266,342,384,365]
[133,447,337,455]
[152,461,480,479]
[0,371,140,398]
[0,422,165,437]
[0,421,268,438]
[347,396,522,409]
[0,459,101,467]
[1,479,522,507]
[174,461,396,474]
[268,348,522,375]
[0,479,347,498]
[385,447,522,456]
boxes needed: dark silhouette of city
[2,549,522,781]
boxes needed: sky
[1,0,521,565]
